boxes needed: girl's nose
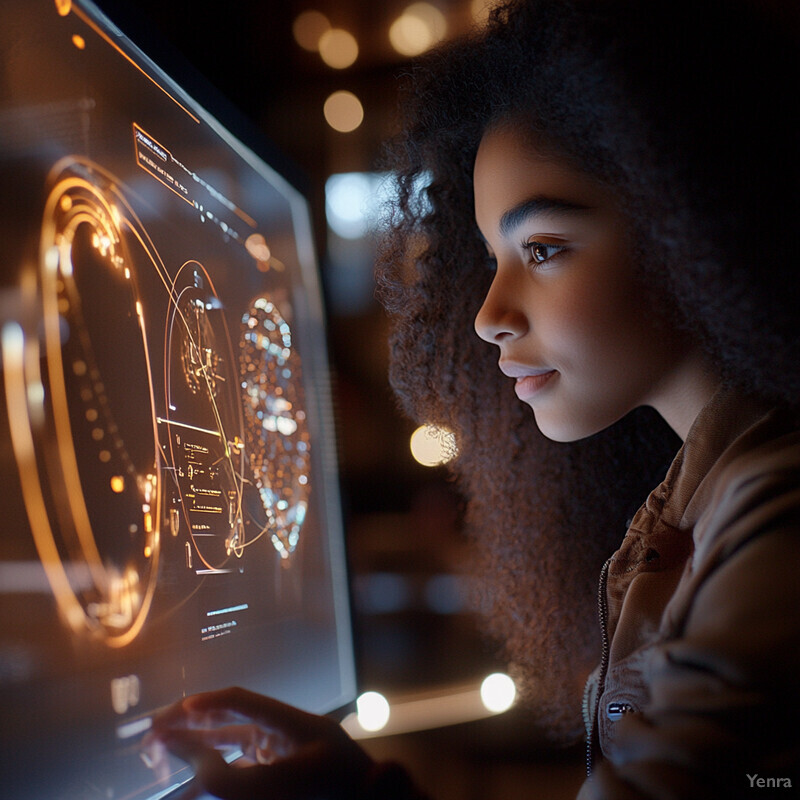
[474,270,529,344]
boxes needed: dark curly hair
[376,0,799,741]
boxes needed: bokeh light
[319,28,359,69]
[292,10,331,52]
[389,3,447,57]
[410,424,456,467]
[325,172,377,239]
[356,691,391,732]
[245,233,271,263]
[480,673,517,713]
[323,91,364,133]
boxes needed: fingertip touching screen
[0,2,356,797]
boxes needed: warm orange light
[324,91,364,133]
[410,424,457,466]
[144,512,153,533]
[471,0,495,25]
[55,0,72,16]
[143,545,152,558]
[389,3,447,57]
[245,233,271,263]
[293,10,331,52]
[72,34,86,50]
[319,29,358,69]
[110,475,125,493]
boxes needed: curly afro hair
[376,0,798,741]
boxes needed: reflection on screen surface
[0,2,356,797]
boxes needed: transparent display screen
[0,2,355,797]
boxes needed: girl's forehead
[473,126,616,232]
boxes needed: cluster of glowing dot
[240,297,311,560]
[294,4,453,134]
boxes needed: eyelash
[521,240,566,267]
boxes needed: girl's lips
[514,370,557,401]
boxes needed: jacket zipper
[585,556,612,778]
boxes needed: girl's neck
[647,350,721,441]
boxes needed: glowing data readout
[0,1,355,798]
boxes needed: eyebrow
[498,195,592,238]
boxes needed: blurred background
[98,1,585,796]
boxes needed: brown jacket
[578,387,800,798]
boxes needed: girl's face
[473,125,711,442]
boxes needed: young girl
[151,0,800,796]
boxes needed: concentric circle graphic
[5,160,162,646]
[165,262,248,571]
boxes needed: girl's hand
[147,686,374,800]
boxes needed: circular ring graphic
[7,159,162,646]
[165,262,247,572]
[240,296,311,560]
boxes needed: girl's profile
[151,0,800,796]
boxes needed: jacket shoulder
[691,410,800,568]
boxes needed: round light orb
[292,10,331,52]
[323,91,364,133]
[410,424,456,467]
[356,691,391,732]
[319,28,359,69]
[406,2,447,38]
[325,173,374,239]
[389,3,447,57]
[480,672,517,713]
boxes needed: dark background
[90,2,585,796]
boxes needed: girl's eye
[522,240,566,266]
